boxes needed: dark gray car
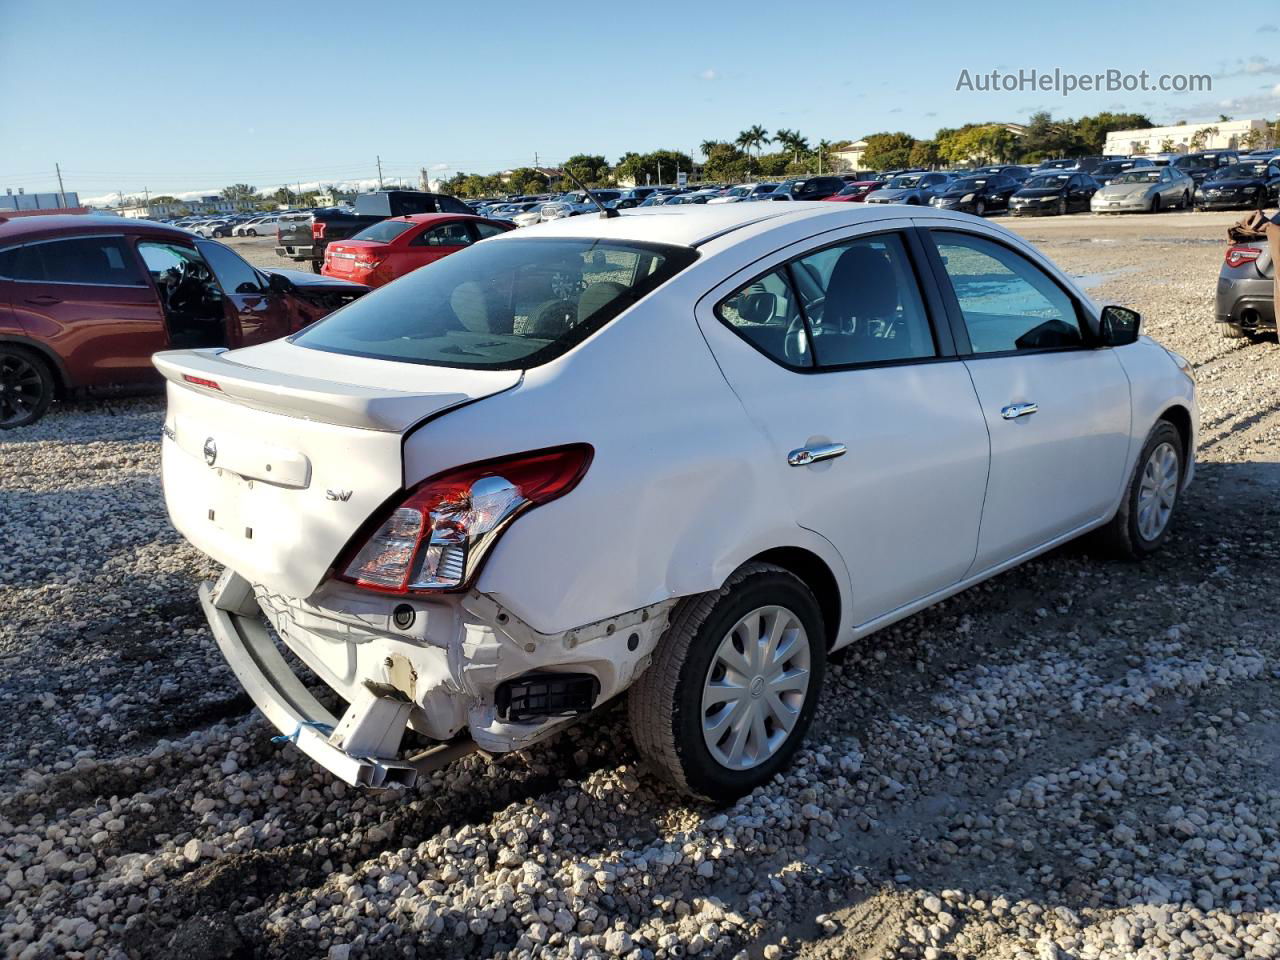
[1217,237,1275,339]
[864,171,953,205]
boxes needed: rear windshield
[292,238,697,369]
[350,220,417,244]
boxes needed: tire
[1181,192,1191,210]
[1056,199,1067,216]
[628,562,827,803]
[1095,421,1184,560]
[310,259,323,274]
[1150,195,1161,214]
[246,229,258,237]
[974,199,986,217]
[1220,321,1247,339]
[0,345,55,429]
[213,229,226,238]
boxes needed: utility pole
[534,151,539,168]
[657,160,663,186]
[55,163,66,207]
[143,186,149,206]
[118,190,124,209]
[376,155,384,189]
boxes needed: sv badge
[325,489,353,502]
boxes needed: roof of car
[0,214,192,242]
[506,201,976,248]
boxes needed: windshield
[1211,164,1269,180]
[292,238,698,370]
[949,178,989,191]
[1113,171,1161,184]
[1040,160,1074,170]
[887,175,922,188]
[1096,161,1135,175]
[350,220,418,244]
[1024,174,1070,188]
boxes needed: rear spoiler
[153,348,474,432]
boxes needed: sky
[3,0,1279,206]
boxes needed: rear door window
[3,236,146,286]
[414,222,474,247]
[351,220,417,244]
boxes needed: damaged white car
[157,203,1198,801]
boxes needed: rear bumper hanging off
[201,570,476,787]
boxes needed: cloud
[699,68,717,81]
[83,177,391,208]
[1220,56,1280,77]
[1171,85,1280,121]
[431,163,449,171]
[925,111,937,117]
[889,107,902,113]
[1259,23,1277,32]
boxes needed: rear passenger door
[2,235,165,387]
[921,227,1130,570]
[695,222,991,629]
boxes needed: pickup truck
[276,191,472,272]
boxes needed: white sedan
[155,203,1197,801]
[233,215,279,237]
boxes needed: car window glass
[196,239,263,294]
[718,268,808,367]
[416,223,473,247]
[933,231,1083,354]
[7,236,145,286]
[472,222,508,240]
[793,233,936,366]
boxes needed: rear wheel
[0,346,54,429]
[974,199,986,216]
[629,562,826,803]
[1056,198,1068,216]
[246,228,258,237]
[1150,195,1161,213]
[1181,191,1191,209]
[1220,321,1247,339]
[1095,421,1183,559]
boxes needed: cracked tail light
[339,445,593,593]
[1224,245,1262,269]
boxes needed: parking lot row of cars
[468,147,1280,225]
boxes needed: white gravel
[1,214,1278,959]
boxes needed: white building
[1105,119,1272,156]
[115,196,238,219]
[831,140,868,171]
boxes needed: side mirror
[1099,305,1141,346]
[267,272,293,294]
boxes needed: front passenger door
[195,239,291,345]
[925,229,1131,571]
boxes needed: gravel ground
[1,212,1278,960]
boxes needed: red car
[321,213,514,287]
[0,215,368,428]
[823,180,885,203]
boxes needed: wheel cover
[1137,441,1179,541]
[701,605,812,770]
[0,353,44,425]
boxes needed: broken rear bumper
[200,568,674,786]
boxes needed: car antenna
[561,167,618,218]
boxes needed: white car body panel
[155,202,1199,781]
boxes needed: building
[314,190,356,207]
[1105,119,1273,157]
[1,189,81,211]
[115,195,237,219]
[831,140,869,171]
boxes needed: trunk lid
[155,341,521,598]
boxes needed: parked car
[0,215,368,427]
[1008,172,1097,216]
[974,164,1032,182]
[1194,161,1280,211]
[769,176,847,201]
[234,215,280,237]
[194,219,234,239]
[1091,166,1194,213]
[276,191,473,272]
[540,191,624,220]
[1217,237,1276,339]
[152,203,1196,800]
[865,171,953,205]
[1092,158,1155,186]
[1035,158,1081,172]
[1172,151,1239,185]
[929,174,1020,215]
[708,183,780,204]
[823,180,884,203]
[321,214,514,288]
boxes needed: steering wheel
[784,313,809,364]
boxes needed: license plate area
[210,469,260,542]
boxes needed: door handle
[24,295,61,305]
[1001,402,1038,420]
[788,442,846,467]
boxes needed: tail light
[354,252,383,268]
[1224,245,1262,269]
[312,221,326,240]
[339,445,593,593]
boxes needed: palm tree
[699,139,720,159]
[816,139,833,174]
[775,128,810,165]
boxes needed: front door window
[138,241,228,348]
